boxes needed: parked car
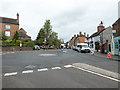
[33,45,40,50]
[39,46,44,49]
[76,43,91,53]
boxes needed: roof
[0,16,19,25]
[20,28,27,33]
[112,18,120,25]
[89,28,106,38]
[19,32,31,38]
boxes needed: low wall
[2,46,33,51]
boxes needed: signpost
[107,52,111,59]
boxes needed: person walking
[20,43,22,51]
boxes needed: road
[2,49,119,88]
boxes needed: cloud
[0,0,119,42]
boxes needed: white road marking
[63,51,67,53]
[4,72,17,76]
[38,54,56,56]
[22,70,33,74]
[72,66,120,82]
[51,67,61,70]
[64,65,73,68]
[38,68,48,72]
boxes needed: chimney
[97,21,105,32]
[79,32,82,36]
[74,35,76,37]
[77,34,79,37]
[84,32,86,37]
[87,34,89,38]
[17,13,19,23]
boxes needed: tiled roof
[19,32,31,38]
[89,28,106,38]
[112,18,120,25]
[0,17,19,25]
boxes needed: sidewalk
[93,51,120,61]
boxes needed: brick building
[0,13,19,40]
[74,32,86,46]
[69,32,86,48]
[19,28,31,40]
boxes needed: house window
[5,25,10,29]
[5,31,10,36]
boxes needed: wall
[2,46,33,51]
[0,23,19,40]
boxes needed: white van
[76,43,91,53]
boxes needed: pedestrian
[61,46,63,52]
[20,43,22,51]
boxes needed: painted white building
[118,1,120,18]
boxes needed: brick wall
[2,46,33,51]
[0,23,19,40]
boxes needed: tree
[43,20,52,45]
[12,31,19,40]
[36,19,63,48]
[1,32,8,41]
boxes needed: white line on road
[64,65,73,68]
[4,72,17,77]
[38,54,56,56]
[51,67,61,70]
[72,66,120,82]
[22,70,33,74]
[38,68,48,72]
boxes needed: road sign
[107,52,111,59]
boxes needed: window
[5,31,10,36]
[119,40,120,51]
[5,25,10,29]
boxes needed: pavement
[1,49,120,88]
[91,51,120,61]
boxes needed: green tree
[36,28,45,45]
[12,31,19,40]
[1,32,8,41]
[43,20,52,45]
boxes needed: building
[88,21,105,51]
[0,13,19,40]
[74,32,86,46]
[19,28,31,40]
[99,26,113,53]
[69,35,76,48]
[111,18,120,56]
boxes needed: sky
[0,0,119,42]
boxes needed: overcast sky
[0,0,119,42]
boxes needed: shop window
[115,41,118,49]
[118,40,120,51]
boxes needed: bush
[23,41,35,47]
[2,40,22,46]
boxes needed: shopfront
[113,36,120,55]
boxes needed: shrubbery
[2,40,34,47]
[23,41,35,47]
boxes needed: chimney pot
[79,32,82,35]
[84,32,86,36]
